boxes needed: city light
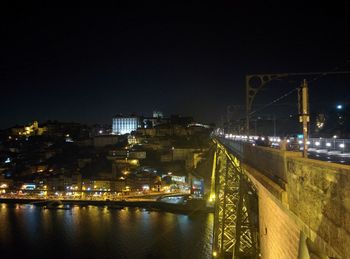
[130,159,138,165]
[21,184,36,190]
[208,193,216,202]
[1,8,350,259]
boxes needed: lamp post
[340,141,345,153]
[333,135,337,150]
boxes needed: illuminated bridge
[210,137,350,258]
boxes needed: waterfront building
[125,171,160,192]
[0,177,12,193]
[47,174,82,192]
[188,172,204,198]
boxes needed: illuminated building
[127,135,139,144]
[188,172,204,198]
[125,171,160,191]
[11,121,47,136]
[112,115,140,135]
[153,110,163,118]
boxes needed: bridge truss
[212,141,260,258]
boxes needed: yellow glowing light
[0,184,8,189]
[130,159,138,165]
[208,193,215,202]
[213,251,217,257]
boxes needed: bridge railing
[219,137,301,188]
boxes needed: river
[0,203,213,259]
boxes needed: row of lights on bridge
[222,134,346,149]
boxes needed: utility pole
[273,114,276,137]
[298,79,309,158]
[254,119,257,136]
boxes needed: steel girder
[212,145,260,259]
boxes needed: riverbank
[0,198,214,214]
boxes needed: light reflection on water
[0,204,213,259]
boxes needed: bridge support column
[212,143,260,259]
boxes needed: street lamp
[333,135,337,150]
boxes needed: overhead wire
[249,59,350,116]
[308,59,350,83]
[249,87,298,116]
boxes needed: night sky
[1,4,350,128]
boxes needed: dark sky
[1,3,350,128]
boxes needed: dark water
[0,203,213,259]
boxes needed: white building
[112,116,140,135]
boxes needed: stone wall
[286,157,350,258]
[258,184,300,259]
